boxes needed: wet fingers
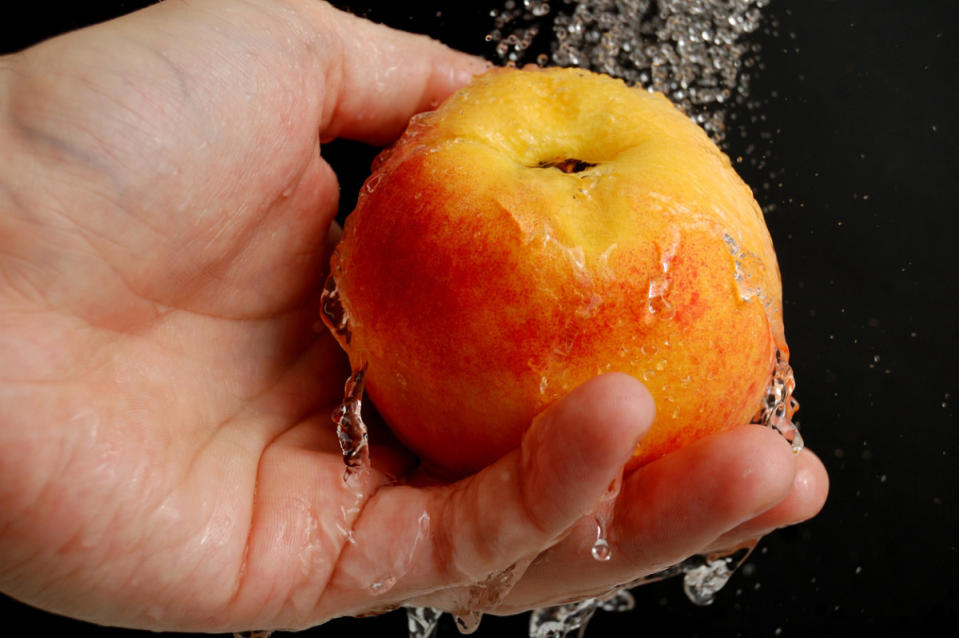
[316,373,654,619]
[497,424,799,611]
[702,447,829,552]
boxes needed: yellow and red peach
[323,67,788,479]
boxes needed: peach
[323,67,789,479]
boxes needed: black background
[2,1,957,636]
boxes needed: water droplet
[591,517,612,562]
[368,576,397,595]
[454,611,483,634]
[528,0,551,18]
[364,172,383,194]
[591,538,611,562]
[647,277,673,316]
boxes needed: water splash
[407,606,442,638]
[488,0,770,144]
[752,348,803,454]
[597,589,635,613]
[528,597,601,638]
[589,545,757,607]
[450,559,536,634]
[320,274,351,345]
[720,232,802,452]
[682,542,757,605]
[331,364,370,476]
[527,589,636,638]
[722,231,768,303]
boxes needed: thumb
[433,372,656,582]
[317,373,654,620]
[509,372,656,543]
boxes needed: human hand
[0,0,827,632]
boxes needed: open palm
[0,0,827,632]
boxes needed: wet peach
[324,68,787,478]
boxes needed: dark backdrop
[2,1,957,636]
